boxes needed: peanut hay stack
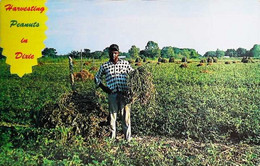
[38,91,109,138]
[127,66,155,105]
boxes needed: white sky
[45,0,260,55]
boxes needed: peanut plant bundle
[39,91,109,138]
[127,66,155,105]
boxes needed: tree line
[204,45,260,58]
[40,41,201,60]
[0,41,259,59]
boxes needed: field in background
[0,58,259,165]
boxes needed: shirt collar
[109,59,122,64]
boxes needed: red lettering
[15,52,34,59]
[4,4,45,13]
[21,38,28,43]
[5,4,12,11]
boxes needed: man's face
[109,50,119,62]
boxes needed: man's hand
[99,83,112,94]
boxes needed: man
[95,44,134,141]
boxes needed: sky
[45,0,260,55]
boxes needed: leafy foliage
[42,47,57,58]
[39,91,110,138]
[0,128,259,165]
[144,41,161,58]
[161,46,175,58]
[225,49,237,57]
[249,44,260,58]
[0,58,259,165]
[128,45,140,59]
[127,66,155,105]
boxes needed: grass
[0,58,259,165]
[0,127,259,165]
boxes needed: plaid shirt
[95,59,134,93]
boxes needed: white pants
[108,93,131,141]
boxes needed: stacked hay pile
[89,66,98,71]
[169,57,175,63]
[135,63,142,66]
[135,58,141,63]
[181,57,187,62]
[241,57,254,63]
[73,69,94,81]
[39,91,110,138]
[248,57,254,63]
[200,70,211,74]
[161,58,167,63]
[200,59,206,63]
[128,60,134,64]
[213,58,218,63]
[180,63,188,68]
[83,61,91,66]
[207,57,213,63]
[127,66,155,105]
[241,57,247,63]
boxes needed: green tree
[144,41,161,58]
[236,48,248,57]
[249,44,260,58]
[101,47,109,59]
[139,50,147,59]
[90,51,102,59]
[190,50,200,59]
[128,45,140,59]
[68,50,80,58]
[216,49,225,58]
[83,49,91,58]
[161,46,174,58]
[175,53,183,59]
[42,48,57,58]
[120,52,130,59]
[204,51,216,57]
[225,49,237,57]
[173,47,181,54]
[181,49,190,59]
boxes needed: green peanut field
[0,58,259,165]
